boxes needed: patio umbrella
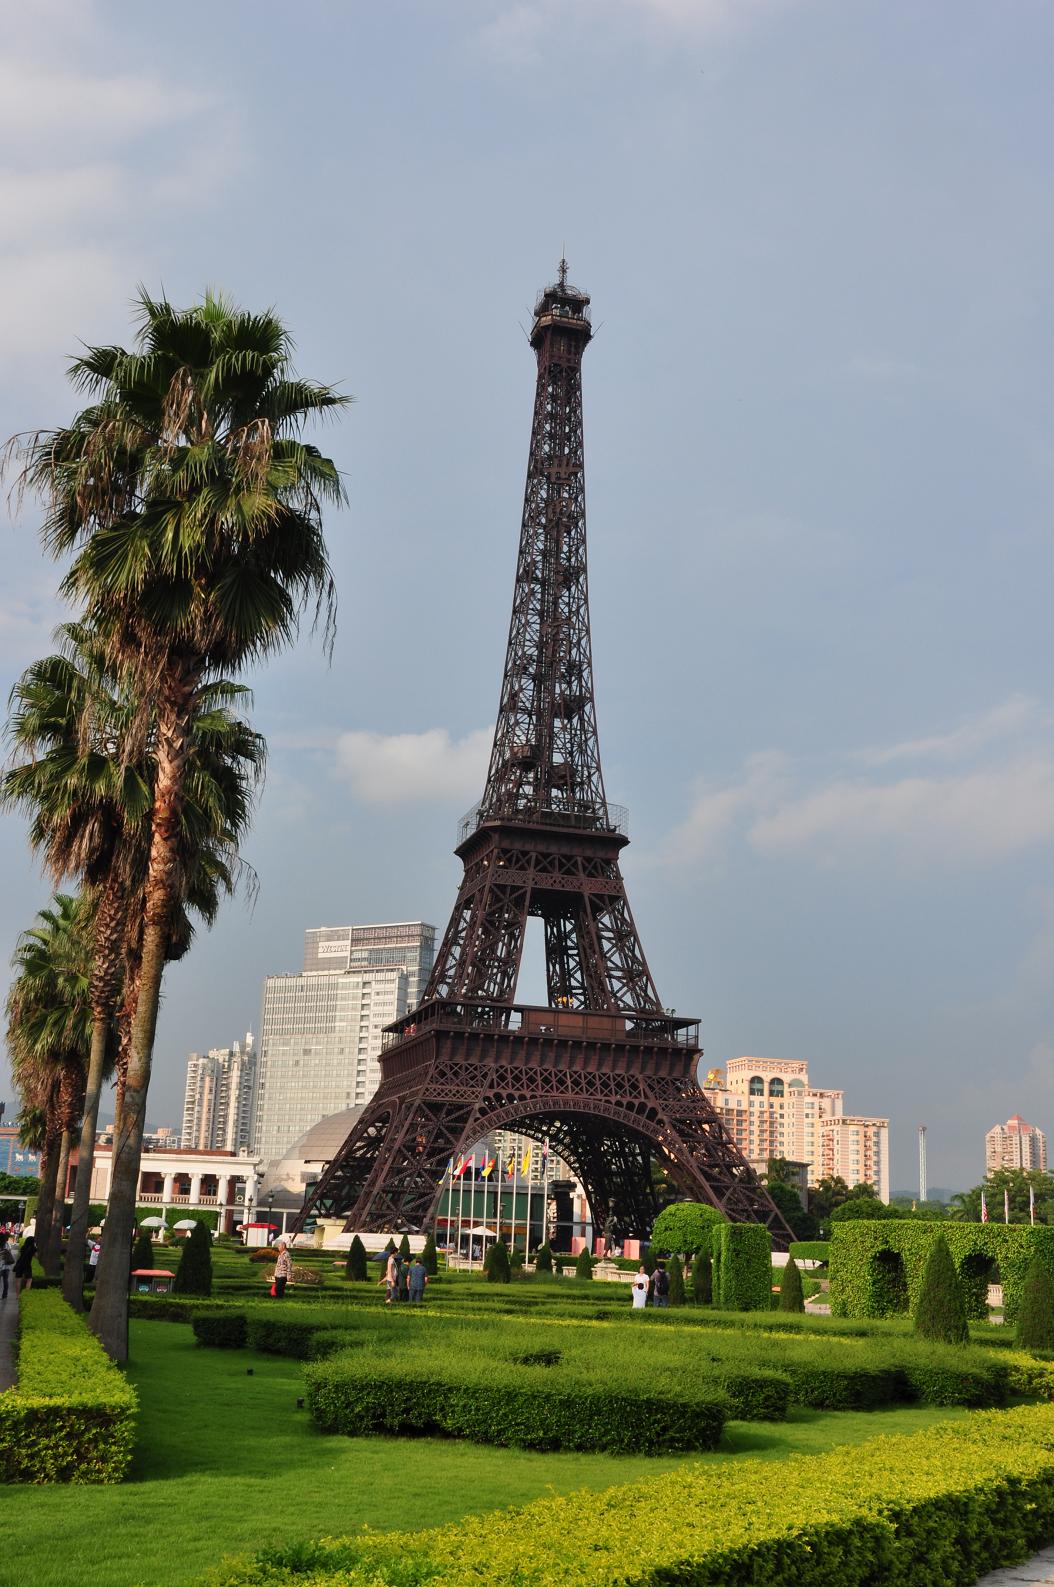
[139,1216,167,1228]
[172,1219,199,1231]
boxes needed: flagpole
[457,1154,465,1270]
[495,1151,502,1248]
[525,1145,532,1261]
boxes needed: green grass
[13,1319,970,1587]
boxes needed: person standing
[630,1263,650,1310]
[272,1241,292,1299]
[86,1239,101,1286]
[13,1234,36,1294]
[384,1249,399,1305]
[651,1260,670,1309]
[408,1256,427,1303]
[0,1234,13,1301]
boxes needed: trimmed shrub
[198,1402,1054,1587]
[248,1247,276,1263]
[398,1233,412,1263]
[574,1248,594,1281]
[0,1290,137,1482]
[173,1220,213,1297]
[667,1253,685,1307]
[486,1240,511,1284]
[384,1237,397,1254]
[246,1314,325,1358]
[307,1329,365,1361]
[533,1242,553,1273]
[131,1231,155,1273]
[914,1234,969,1345]
[422,1233,438,1276]
[712,1224,772,1312]
[829,1220,1054,1323]
[691,1250,712,1305]
[1016,1253,1054,1351]
[650,1202,726,1257]
[790,1240,830,1265]
[345,1236,368,1282]
[192,1310,248,1349]
[779,1258,805,1313]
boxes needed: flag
[480,1156,496,1179]
[455,1154,473,1178]
[521,1146,531,1177]
[1004,1188,1010,1225]
[1030,1182,1036,1226]
[542,1137,550,1161]
[505,1158,516,1181]
[980,1190,989,1223]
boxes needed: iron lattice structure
[295,263,792,1247]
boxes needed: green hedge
[0,1290,137,1483]
[712,1222,772,1311]
[198,1403,1054,1586]
[829,1221,1054,1323]
[790,1240,830,1264]
[306,1352,728,1455]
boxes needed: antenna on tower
[918,1124,928,1205]
[558,252,569,289]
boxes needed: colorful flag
[1030,1182,1036,1226]
[505,1158,516,1181]
[1004,1188,1010,1225]
[480,1156,496,1179]
[542,1137,550,1161]
[455,1154,473,1178]
[521,1146,532,1177]
[980,1190,989,1223]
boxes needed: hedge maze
[828,1221,1054,1322]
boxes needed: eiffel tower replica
[297,263,792,1247]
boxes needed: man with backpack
[0,1233,14,1301]
[651,1260,670,1309]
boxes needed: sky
[1,0,1051,1196]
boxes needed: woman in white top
[631,1264,650,1310]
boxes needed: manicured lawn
[12,1319,969,1587]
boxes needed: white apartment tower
[181,1033,257,1152]
[819,1115,890,1202]
[253,922,436,1168]
[986,1115,1048,1175]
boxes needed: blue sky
[1,0,1051,1193]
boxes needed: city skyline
[1,3,1052,1194]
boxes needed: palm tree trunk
[33,1132,59,1260]
[44,1126,73,1277]
[64,882,125,1309]
[91,678,194,1362]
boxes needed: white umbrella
[172,1219,198,1231]
[139,1216,167,1228]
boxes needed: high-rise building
[180,1033,257,1152]
[986,1115,1048,1175]
[302,922,435,1007]
[819,1115,890,1202]
[701,1057,845,1187]
[253,922,436,1168]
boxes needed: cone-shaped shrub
[668,1253,685,1307]
[533,1242,553,1273]
[398,1233,412,1262]
[913,1233,968,1344]
[643,1246,656,1276]
[575,1247,594,1280]
[420,1232,438,1276]
[172,1220,213,1297]
[486,1238,511,1283]
[779,1257,805,1313]
[131,1231,154,1273]
[1016,1254,1054,1350]
[692,1250,712,1305]
[384,1236,397,1255]
[345,1236,368,1281]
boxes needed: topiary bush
[345,1236,368,1282]
[131,1231,155,1273]
[829,1220,1054,1323]
[398,1233,412,1263]
[422,1233,438,1276]
[650,1202,726,1257]
[574,1248,594,1281]
[486,1239,511,1284]
[779,1258,805,1313]
[533,1242,553,1273]
[790,1240,830,1265]
[914,1234,968,1345]
[1016,1253,1054,1351]
[712,1224,772,1312]
[667,1254,685,1307]
[172,1220,213,1297]
[691,1250,712,1305]
[192,1310,248,1349]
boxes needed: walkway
[975,1550,1054,1584]
[0,1281,19,1390]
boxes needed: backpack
[655,1268,670,1296]
[1,1246,14,1267]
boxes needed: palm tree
[6,895,93,1273]
[6,634,264,1319]
[9,291,345,1356]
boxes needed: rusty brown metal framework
[293,263,792,1247]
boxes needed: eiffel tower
[296,263,792,1247]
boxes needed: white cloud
[335,726,493,805]
[474,0,802,63]
[667,699,1054,870]
[0,246,126,362]
[0,60,208,144]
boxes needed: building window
[769,1079,784,1098]
[748,1076,764,1097]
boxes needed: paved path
[974,1549,1054,1584]
[0,1280,19,1390]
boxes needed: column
[162,1173,175,1201]
[189,1173,202,1204]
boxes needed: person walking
[13,1234,36,1294]
[272,1241,292,1299]
[408,1256,427,1303]
[0,1234,13,1301]
[384,1249,399,1305]
[630,1263,650,1310]
[651,1260,670,1309]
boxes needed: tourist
[651,1260,670,1309]
[408,1256,427,1303]
[630,1263,650,1310]
[0,1233,13,1301]
[272,1240,292,1298]
[13,1233,36,1294]
[397,1256,410,1303]
[86,1239,101,1285]
[384,1248,399,1305]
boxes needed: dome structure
[261,1106,364,1197]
